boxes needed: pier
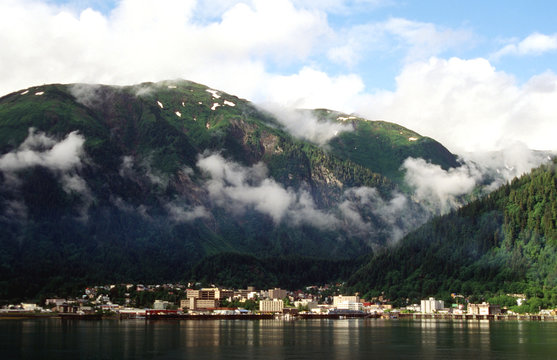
[395,313,556,321]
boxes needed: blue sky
[1,0,556,153]
[45,0,557,89]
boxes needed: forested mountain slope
[0,80,458,300]
[349,159,557,308]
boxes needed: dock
[394,313,556,321]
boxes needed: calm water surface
[2,318,557,359]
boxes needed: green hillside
[348,159,557,310]
[311,109,459,185]
[0,80,458,301]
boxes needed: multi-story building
[333,295,359,307]
[153,300,172,310]
[179,299,189,309]
[198,288,234,301]
[468,302,501,315]
[294,299,318,310]
[269,288,287,300]
[182,288,234,310]
[199,289,217,300]
[336,302,364,311]
[186,289,200,299]
[45,299,66,307]
[420,297,444,313]
[259,299,284,313]
[183,298,218,310]
[235,289,249,299]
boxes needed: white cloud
[0,128,93,220]
[461,143,555,191]
[258,67,365,111]
[327,18,475,67]
[359,57,557,153]
[1,0,555,161]
[339,186,428,243]
[402,157,480,214]
[2,199,28,221]
[0,0,330,96]
[0,128,85,171]
[197,153,338,228]
[195,153,433,241]
[260,105,353,145]
[492,32,557,59]
[401,149,555,215]
[166,203,210,223]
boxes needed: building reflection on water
[3,318,557,359]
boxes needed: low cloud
[0,128,93,220]
[340,186,427,244]
[402,149,554,215]
[197,152,338,228]
[0,128,85,171]
[1,199,28,222]
[111,196,150,220]
[196,152,433,242]
[69,83,107,108]
[166,202,210,223]
[402,157,481,214]
[461,144,555,191]
[261,104,352,145]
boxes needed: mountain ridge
[0,79,459,300]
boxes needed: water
[2,318,557,359]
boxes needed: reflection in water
[2,318,557,359]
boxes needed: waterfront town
[2,283,557,321]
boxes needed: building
[269,288,287,300]
[235,289,249,299]
[45,299,66,307]
[197,288,234,301]
[199,289,216,300]
[468,303,501,315]
[180,299,189,309]
[259,299,284,313]
[153,300,172,310]
[21,303,39,311]
[186,289,200,299]
[366,304,393,313]
[420,298,444,313]
[294,300,318,310]
[337,302,364,311]
[333,295,359,307]
[184,298,218,310]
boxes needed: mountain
[0,80,458,300]
[348,159,557,309]
[310,109,459,185]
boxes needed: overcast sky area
[1,0,557,155]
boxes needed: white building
[333,295,359,307]
[468,302,501,315]
[294,299,318,310]
[336,302,364,311]
[153,300,172,310]
[420,298,444,313]
[21,303,39,311]
[259,299,284,313]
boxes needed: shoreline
[1,312,556,321]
